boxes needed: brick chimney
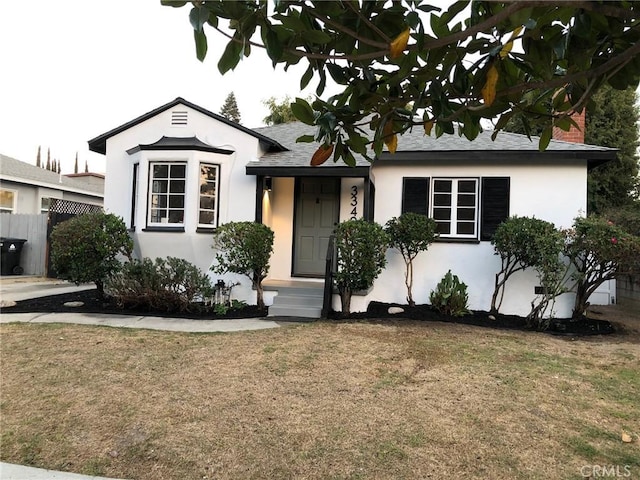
[552,108,585,144]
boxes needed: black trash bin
[0,237,27,275]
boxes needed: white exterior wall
[103,103,263,304]
[344,159,589,317]
[0,181,102,214]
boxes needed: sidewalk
[0,277,285,480]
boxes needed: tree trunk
[340,289,352,314]
[572,281,589,319]
[95,280,105,300]
[405,260,414,306]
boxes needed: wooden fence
[617,275,640,309]
[0,214,48,275]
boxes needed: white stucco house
[88,97,616,318]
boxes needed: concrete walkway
[0,277,286,480]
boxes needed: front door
[293,177,340,276]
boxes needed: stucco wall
[352,158,589,317]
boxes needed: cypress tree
[74,152,79,174]
[36,146,41,167]
[219,92,241,123]
[46,148,51,170]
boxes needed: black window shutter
[402,177,430,215]
[480,177,510,241]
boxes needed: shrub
[334,219,389,314]
[429,270,469,317]
[50,212,133,298]
[565,215,640,318]
[212,222,274,310]
[490,216,564,314]
[385,212,438,306]
[106,257,214,312]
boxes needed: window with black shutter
[480,177,510,241]
[401,177,430,215]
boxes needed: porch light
[265,176,273,192]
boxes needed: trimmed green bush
[334,219,389,314]
[429,270,469,317]
[385,212,438,306]
[212,222,274,310]
[565,215,640,318]
[106,257,214,313]
[50,212,133,298]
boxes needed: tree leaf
[310,144,334,166]
[389,28,410,59]
[296,134,315,143]
[189,6,210,31]
[217,39,242,73]
[194,29,208,62]
[539,126,552,151]
[481,63,499,106]
[290,98,316,125]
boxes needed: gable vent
[171,110,188,126]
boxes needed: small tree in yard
[490,216,563,315]
[211,222,274,310]
[385,213,438,306]
[565,216,640,319]
[50,212,133,298]
[334,219,388,314]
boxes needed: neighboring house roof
[88,97,288,155]
[248,122,617,174]
[126,136,234,155]
[0,154,104,197]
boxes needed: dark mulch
[330,301,615,336]
[0,288,265,320]
[2,291,614,336]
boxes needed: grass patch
[1,320,639,479]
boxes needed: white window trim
[147,161,188,227]
[430,177,479,240]
[198,162,220,229]
[0,188,17,214]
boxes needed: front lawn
[1,320,638,479]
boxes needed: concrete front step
[268,285,324,319]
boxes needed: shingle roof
[250,122,616,170]
[0,154,104,196]
[126,136,234,155]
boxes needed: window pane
[153,165,169,178]
[169,180,185,193]
[0,190,15,209]
[201,184,216,195]
[457,194,476,207]
[168,210,184,223]
[458,180,476,193]
[457,222,475,235]
[199,211,216,225]
[168,195,184,208]
[434,180,452,192]
[201,165,217,181]
[200,197,215,210]
[433,193,451,207]
[436,222,450,234]
[150,209,166,223]
[152,180,168,193]
[433,208,451,220]
[171,164,186,178]
[457,208,476,221]
[151,194,167,208]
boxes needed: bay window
[148,162,186,226]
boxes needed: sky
[0,0,318,174]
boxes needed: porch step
[268,285,324,319]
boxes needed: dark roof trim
[375,149,617,169]
[126,136,234,155]
[246,165,371,177]
[88,97,287,155]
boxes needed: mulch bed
[1,290,615,336]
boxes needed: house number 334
[350,185,358,220]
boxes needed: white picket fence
[0,214,48,276]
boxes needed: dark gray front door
[293,177,340,276]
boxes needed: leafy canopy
[50,212,133,297]
[164,1,640,165]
